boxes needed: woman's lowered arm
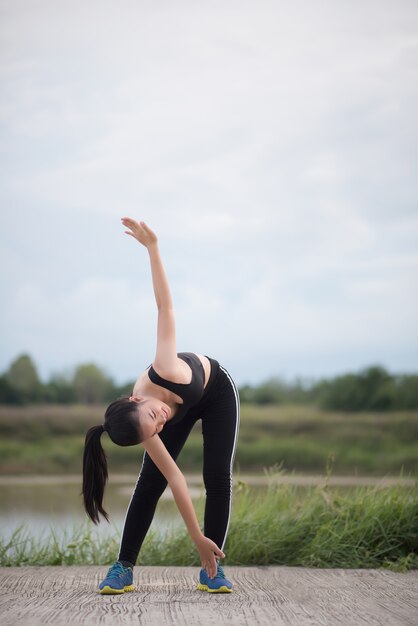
[142,434,224,579]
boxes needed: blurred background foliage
[0,353,417,477]
[1,353,418,411]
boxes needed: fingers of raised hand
[121,217,140,230]
[121,217,157,247]
[121,217,145,238]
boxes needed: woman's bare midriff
[132,354,211,421]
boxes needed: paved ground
[1,566,417,626]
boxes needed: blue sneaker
[98,561,135,595]
[197,561,233,593]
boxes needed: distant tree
[360,365,393,410]
[252,378,287,405]
[72,363,115,404]
[0,375,22,404]
[43,372,77,404]
[315,364,395,411]
[393,374,418,409]
[6,354,40,401]
[315,373,365,411]
[238,384,256,403]
[114,380,135,398]
[238,378,315,405]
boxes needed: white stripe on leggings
[218,365,241,551]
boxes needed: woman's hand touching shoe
[195,535,225,579]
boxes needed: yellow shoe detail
[196,582,232,593]
[99,585,124,595]
[99,584,136,595]
[207,585,233,593]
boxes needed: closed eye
[148,412,158,436]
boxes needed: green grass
[1,470,417,571]
[0,404,417,475]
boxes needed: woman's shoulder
[133,353,211,392]
[132,367,151,395]
[153,355,193,384]
[136,356,191,388]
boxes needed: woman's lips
[162,407,170,420]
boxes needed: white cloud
[1,0,418,383]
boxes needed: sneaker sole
[196,582,233,593]
[99,584,136,595]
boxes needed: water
[0,478,187,542]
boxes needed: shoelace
[216,563,225,578]
[202,562,227,578]
[105,561,127,578]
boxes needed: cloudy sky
[1,0,417,386]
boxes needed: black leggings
[118,361,240,566]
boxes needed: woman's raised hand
[195,535,225,579]
[121,217,158,248]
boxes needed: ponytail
[82,398,141,523]
[82,424,109,524]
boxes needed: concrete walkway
[1,566,417,626]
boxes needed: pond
[0,474,244,543]
[0,477,202,542]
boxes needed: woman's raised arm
[121,217,177,372]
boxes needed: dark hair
[82,397,144,524]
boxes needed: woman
[82,217,240,594]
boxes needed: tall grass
[1,469,417,571]
[226,471,418,570]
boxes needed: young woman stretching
[82,217,240,594]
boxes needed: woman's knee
[203,469,232,494]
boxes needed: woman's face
[130,395,171,441]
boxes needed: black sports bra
[147,352,207,425]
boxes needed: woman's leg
[118,412,199,566]
[201,365,240,551]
